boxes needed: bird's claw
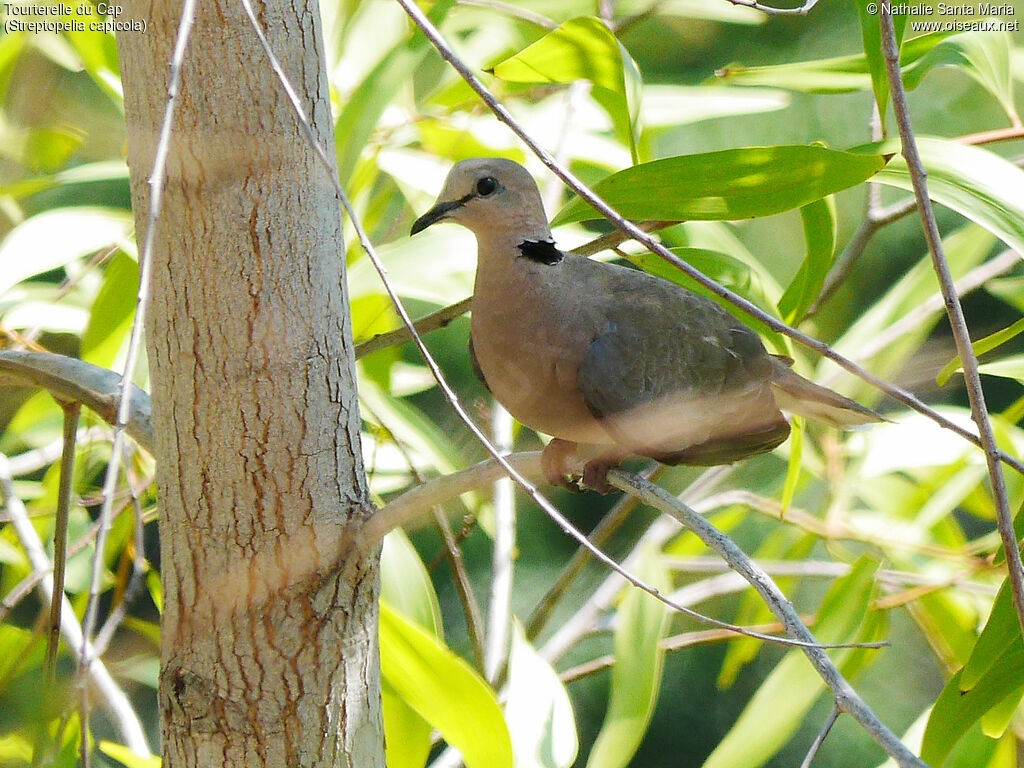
[541,439,618,494]
[541,438,585,493]
[582,459,616,495]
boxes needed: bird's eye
[476,176,499,197]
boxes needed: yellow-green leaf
[379,601,513,768]
[489,16,642,162]
[587,545,669,768]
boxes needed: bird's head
[410,158,552,242]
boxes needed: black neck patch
[517,238,563,265]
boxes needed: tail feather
[768,358,884,428]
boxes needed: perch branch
[880,10,1024,638]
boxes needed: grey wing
[577,282,772,420]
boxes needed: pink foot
[541,438,583,493]
[582,458,617,495]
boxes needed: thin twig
[800,706,841,768]
[608,467,925,768]
[393,0,1024,479]
[956,125,1024,146]
[722,0,818,15]
[880,10,1024,639]
[559,619,797,682]
[0,455,151,756]
[355,297,472,359]
[35,402,80,768]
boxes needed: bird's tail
[768,356,884,428]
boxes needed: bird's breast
[470,271,612,444]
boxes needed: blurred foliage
[1,1,1024,767]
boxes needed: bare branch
[0,351,153,453]
[880,9,1024,638]
[36,403,80,768]
[722,0,819,14]
[800,706,840,768]
[608,467,924,768]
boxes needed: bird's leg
[582,458,618,495]
[541,438,585,493]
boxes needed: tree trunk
[116,2,384,765]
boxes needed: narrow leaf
[489,16,642,162]
[867,137,1024,257]
[381,528,443,637]
[379,601,513,768]
[921,654,1024,766]
[779,415,804,518]
[97,742,160,768]
[716,31,953,92]
[937,317,1024,386]
[854,0,906,132]
[587,546,669,768]
[552,146,888,225]
[777,196,837,324]
[506,622,579,768]
[383,682,433,768]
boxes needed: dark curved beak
[410,194,472,236]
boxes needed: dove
[411,158,881,492]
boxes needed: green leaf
[0,160,129,199]
[703,557,878,768]
[980,687,1023,739]
[587,545,669,768]
[81,252,139,369]
[640,85,788,128]
[379,601,513,768]
[902,30,1018,124]
[383,682,432,768]
[779,415,803,517]
[506,622,579,768]
[777,196,837,324]
[867,137,1024,259]
[552,146,888,225]
[489,16,642,163]
[937,317,1024,386]
[854,0,905,132]
[381,528,443,637]
[334,0,454,187]
[97,742,161,768]
[922,655,1024,766]
[0,207,133,299]
[977,354,1024,382]
[716,31,952,92]
[963,578,1023,689]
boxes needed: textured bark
[116,2,384,765]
